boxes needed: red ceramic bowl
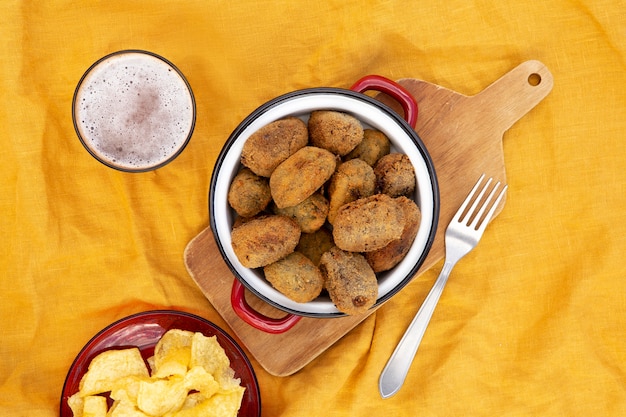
[59,310,260,417]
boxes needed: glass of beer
[72,50,196,172]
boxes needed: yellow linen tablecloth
[1,1,625,415]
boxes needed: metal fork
[379,174,508,399]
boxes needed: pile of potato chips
[68,329,245,417]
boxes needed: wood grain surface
[184,60,553,376]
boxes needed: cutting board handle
[473,60,553,134]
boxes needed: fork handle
[379,261,455,398]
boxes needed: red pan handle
[350,75,418,128]
[231,279,302,334]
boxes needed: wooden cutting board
[184,60,553,376]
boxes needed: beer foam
[74,51,195,171]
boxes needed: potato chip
[190,332,237,388]
[67,393,109,417]
[137,375,188,415]
[153,329,194,378]
[69,329,245,417]
[146,355,156,374]
[78,348,149,397]
[110,375,150,404]
[184,365,220,397]
[169,388,245,417]
[67,393,84,417]
[107,399,151,417]
[82,395,108,417]
[179,392,207,410]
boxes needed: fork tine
[454,174,494,225]
[453,174,485,223]
[469,180,500,230]
[464,177,493,226]
[475,183,508,233]
[455,174,508,232]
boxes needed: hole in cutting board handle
[528,73,542,86]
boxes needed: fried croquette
[308,110,364,156]
[295,228,334,265]
[332,194,405,252]
[270,146,337,209]
[264,252,324,303]
[374,153,416,197]
[230,215,301,268]
[344,129,391,166]
[232,214,256,229]
[327,159,376,224]
[227,168,272,218]
[273,192,329,233]
[240,117,309,177]
[365,196,421,272]
[319,247,378,315]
